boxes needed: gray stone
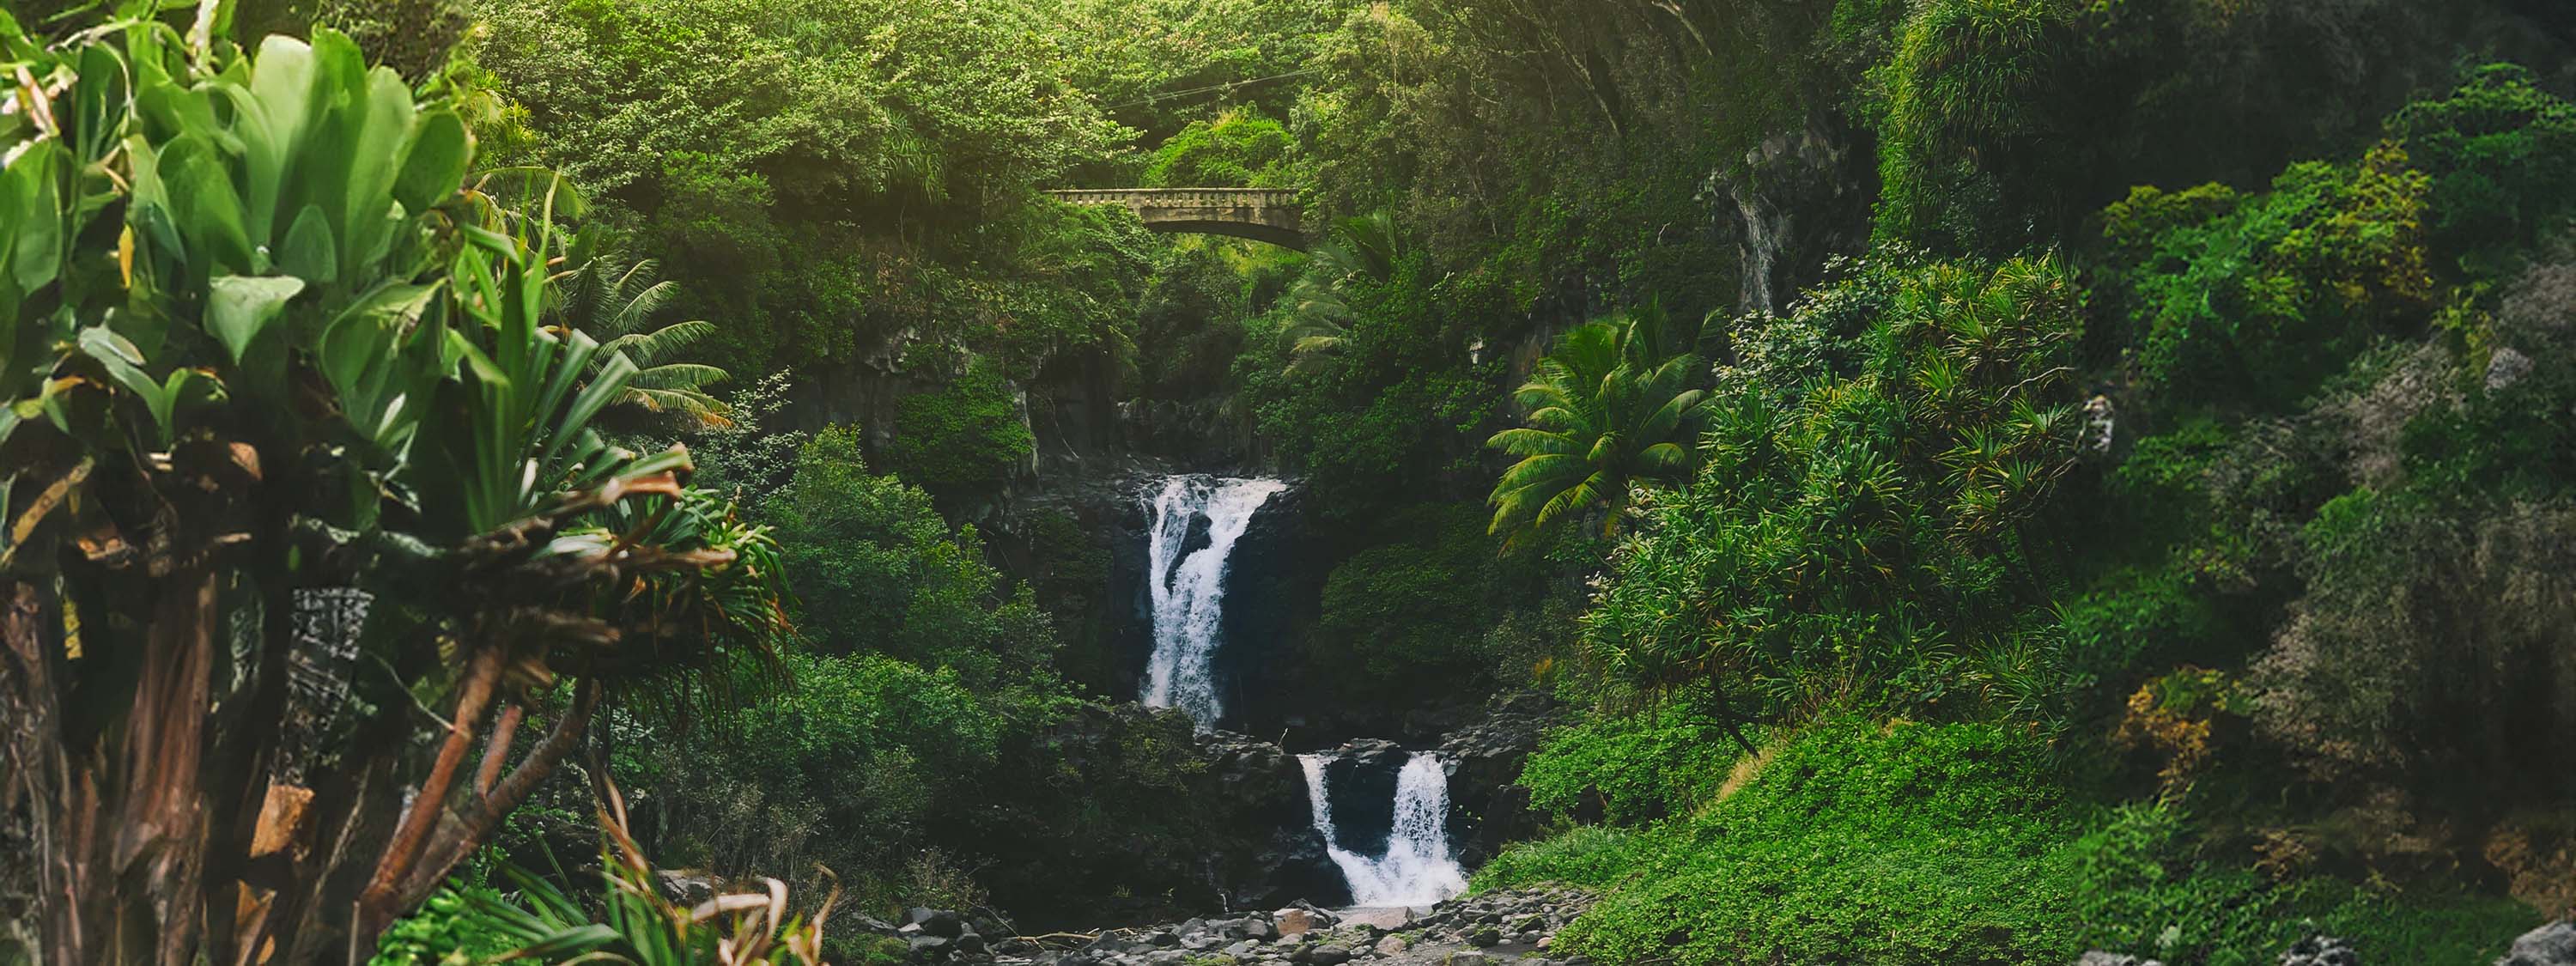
[2280,933,2360,966]
[1443,953,1488,966]
[2075,953,2164,966]
[1309,946,1354,966]
[2498,921,2576,966]
[908,908,967,939]
[1227,941,1264,957]
[2490,347,2537,392]
[1469,928,1502,948]
[1375,936,1409,956]
[910,936,955,957]
[955,933,988,954]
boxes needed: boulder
[1469,928,1502,948]
[1309,947,1354,966]
[2280,933,2360,966]
[910,936,955,957]
[1278,909,1330,935]
[2076,953,2166,966]
[653,869,720,906]
[954,933,988,955]
[906,908,966,939]
[2499,921,2576,966]
[1226,940,1264,957]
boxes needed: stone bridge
[1048,188,1305,250]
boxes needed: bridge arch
[1048,188,1306,250]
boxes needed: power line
[1103,67,1326,110]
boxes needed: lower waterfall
[1297,752,1469,907]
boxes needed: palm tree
[1278,211,1403,374]
[555,229,733,426]
[1486,303,1712,544]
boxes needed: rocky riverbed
[863,900,2576,966]
[872,888,1595,966]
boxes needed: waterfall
[1297,752,1469,908]
[1143,475,1285,728]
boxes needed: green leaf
[279,204,337,283]
[6,143,63,294]
[205,275,307,364]
[393,110,471,216]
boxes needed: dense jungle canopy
[3,0,2576,963]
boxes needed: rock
[653,869,719,906]
[2499,921,2576,966]
[2280,933,2360,966]
[955,933,988,954]
[1226,940,1264,957]
[2489,347,2537,392]
[1516,931,1544,945]
[1309,946,1354,966]
[1469,928,1502,948]
[1443,952,1488,966]
[907,908,966,939]
[910,936,955,957]
[2076,953,2165,966]
[1375,936,1409,956]
[1278,908,1330,935]
[1146,931,1179,948]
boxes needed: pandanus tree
[0,14,787,964]
[1485,302,1713,545]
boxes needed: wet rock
[2499,921,2576,966]
[954,933,987,954]
[910,935,955,957]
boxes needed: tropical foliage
[0,15,783,962]
[1485,304,1710,543]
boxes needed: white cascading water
[1143,475,1286,728]
[1297,753,1470,907]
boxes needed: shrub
[2068,805,2540,965]
[769,428,1054,677]
[1585,251,2084,726]
[1144,107,1297,188]
[1491,719,2082,966]
[1516,693,1743,825]
[2094,147,2433,409]
[1310,506,1499,687]
[885,363,1038,490]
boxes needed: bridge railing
[1047,188,1300,210]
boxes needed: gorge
[1136,473,1475,910]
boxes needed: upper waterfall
[1142,475,1286,728]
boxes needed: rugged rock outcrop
[2498,921,2576,966]
[973,702,1343,926]
[1435,692,1558,867]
